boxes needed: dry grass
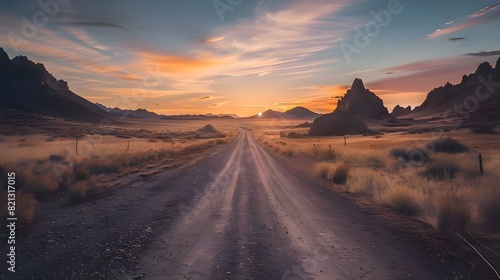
[437,195,471,234]
[314,162,336,180]
[0,132,231,223]
[378,185,421,217]
[272,129,499,234]
[331,163,350,184]
[347,168,387,195]
[313,145,336,161]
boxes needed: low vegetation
[0,125,231,224]
[268,131,499,235]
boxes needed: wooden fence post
[479,154,484,175]
[75,137,78,154]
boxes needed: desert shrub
[287,132,303,139]
[331,164,350,184]
[215,138,227,144]
[479,196,500,231]
[68,181,88,203]
[379,186,421,217]
[1,192,37,225]
[313,145,336,161]
[422,162,459,180]
[283,148,294,157]
[181,141,214,154]
[437,196,471,233]
[12,166,59,199]
[49,154,64,163]
[390,148,410,161]
[314,162,336,180]
[471,124,494,134]
[430,137,468,154]
[157,148,176,159]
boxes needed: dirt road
[1,130,472,279]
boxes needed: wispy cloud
[464,50,500,57]
[426,4,500,39]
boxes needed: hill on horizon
[248,106,321,119]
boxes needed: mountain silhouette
[249,107,320,119]
[336,78,390,119]
[409,56,500,125]
[309,78,390,136]
[391,105,412,117]
[0,48,113,123]
[96,103,163,119]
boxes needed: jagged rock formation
[0,47,113,123]
[336,78,391,119]
[391,105,412,117]
[309,78,389,136]
[410,56,500,125]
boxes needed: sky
[0,0,499,117]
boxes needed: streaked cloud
[427,4,500,39]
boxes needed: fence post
[127,141,130,151]
[344,135,347,147]
[75,137,78,154]
[479,154,484,175]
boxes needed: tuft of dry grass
[478,194,500,231]
[422,161,459,180]
[378,185,421,217]
[68,181,88,202]
[331,163,350,184]
[283,148,294,157]
[437,195,471,234]
[314,162,336,180]
[431,137,468,154]
[313,145,336,161]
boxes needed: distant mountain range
[2,46,498,128]
[95,103,240,120]
[0,47,113,123]
[248,107,321,119]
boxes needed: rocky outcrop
[391,105,412,117]
[309,78,388,136]
[336,78,391,119]
[309,111,369,136]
